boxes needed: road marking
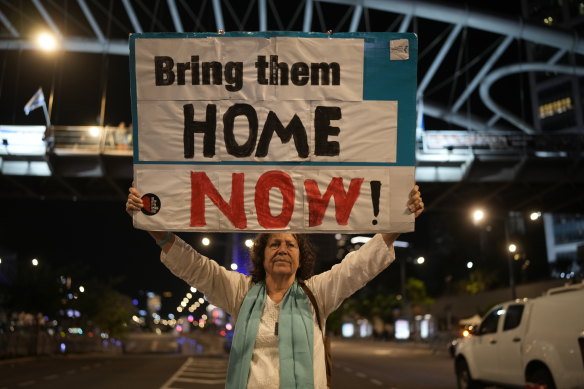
[356,372,367,379]
[160,357,228,389]
[343,367,353,373]
[17,381,35,387]
[43,374,59,380]
[370,378,383,386]
[175,377,225,384]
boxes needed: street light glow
[79,286,85,293]
[416,256,425,264]
[32,258,39,266]
[89,126,100,137]
[508,243,517,253]
[472,209,485,224]
[244,239,254,248]
[529,211,541,221]
[466,261,474,269]
[202,237,210,246]
[36,32,58,51]
[230,263,238,270]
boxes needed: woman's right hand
[126,187,143,216]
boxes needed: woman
[126,185,423,388]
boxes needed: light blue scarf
[226,281,314,388]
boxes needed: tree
[406,277,434,308]
[76,281,136,339]
[455,269,497,295]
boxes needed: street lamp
[529,211,541,221]
[471,207,517,300]
[472,209,485,225]
[507,242,517,300]
[398,254,427,339]
[36,32,58,51]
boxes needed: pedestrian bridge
[1,124,582,213]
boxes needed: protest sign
[129,32,417,233]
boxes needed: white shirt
[161,234,395,388]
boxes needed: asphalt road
[0,339,465,389]
[331,339,456,389]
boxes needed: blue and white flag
[24,87,46,115]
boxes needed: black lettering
[269,55,289,85]
[255,55,269,85]
[314,106,341,156]
[202,61,222,85]
[291,63,309,86]
[183,104,216,158]
[154,56,175,85]
[224,61,243,92]
[176,62,191,85]
[223,104,258,157]
[310,62,340,85]
[191,56,200,85]
[255,112,309,158]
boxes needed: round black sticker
[141,193,161,216]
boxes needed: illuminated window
[539,97,573,119]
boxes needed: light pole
[507,240,517,300]
[398,254,426,339]
[471,207,517,300]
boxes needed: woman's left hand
[408,184,424,218]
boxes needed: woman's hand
[381,184,424,247]
[407,184,424,218]
[126,187,143,216]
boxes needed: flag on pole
[24,87,46,115]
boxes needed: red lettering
[304,177,364,226]
[190,172,247,229]
[255,171,295,229]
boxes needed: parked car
[454,281,584,389]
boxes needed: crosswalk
[160,357,228,388]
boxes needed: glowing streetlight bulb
[472,209,485,224]
[466,261,474,269]
[37,32,58,51]
[32,258,39,266]
[202,237,210,246]
[416,256,425,264]
[230,263,238,270]
[89,127,100,137]
[508,244,517,253]
[245,239,253,248]
[79,286,85,293]
[529,212,541,221]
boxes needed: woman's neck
[265,275,295,304]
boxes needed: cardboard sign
[129,32,417,233]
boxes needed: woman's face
[263,233,300,279]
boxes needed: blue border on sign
[128,31,417,167]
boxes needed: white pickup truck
[454,281,584,389]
